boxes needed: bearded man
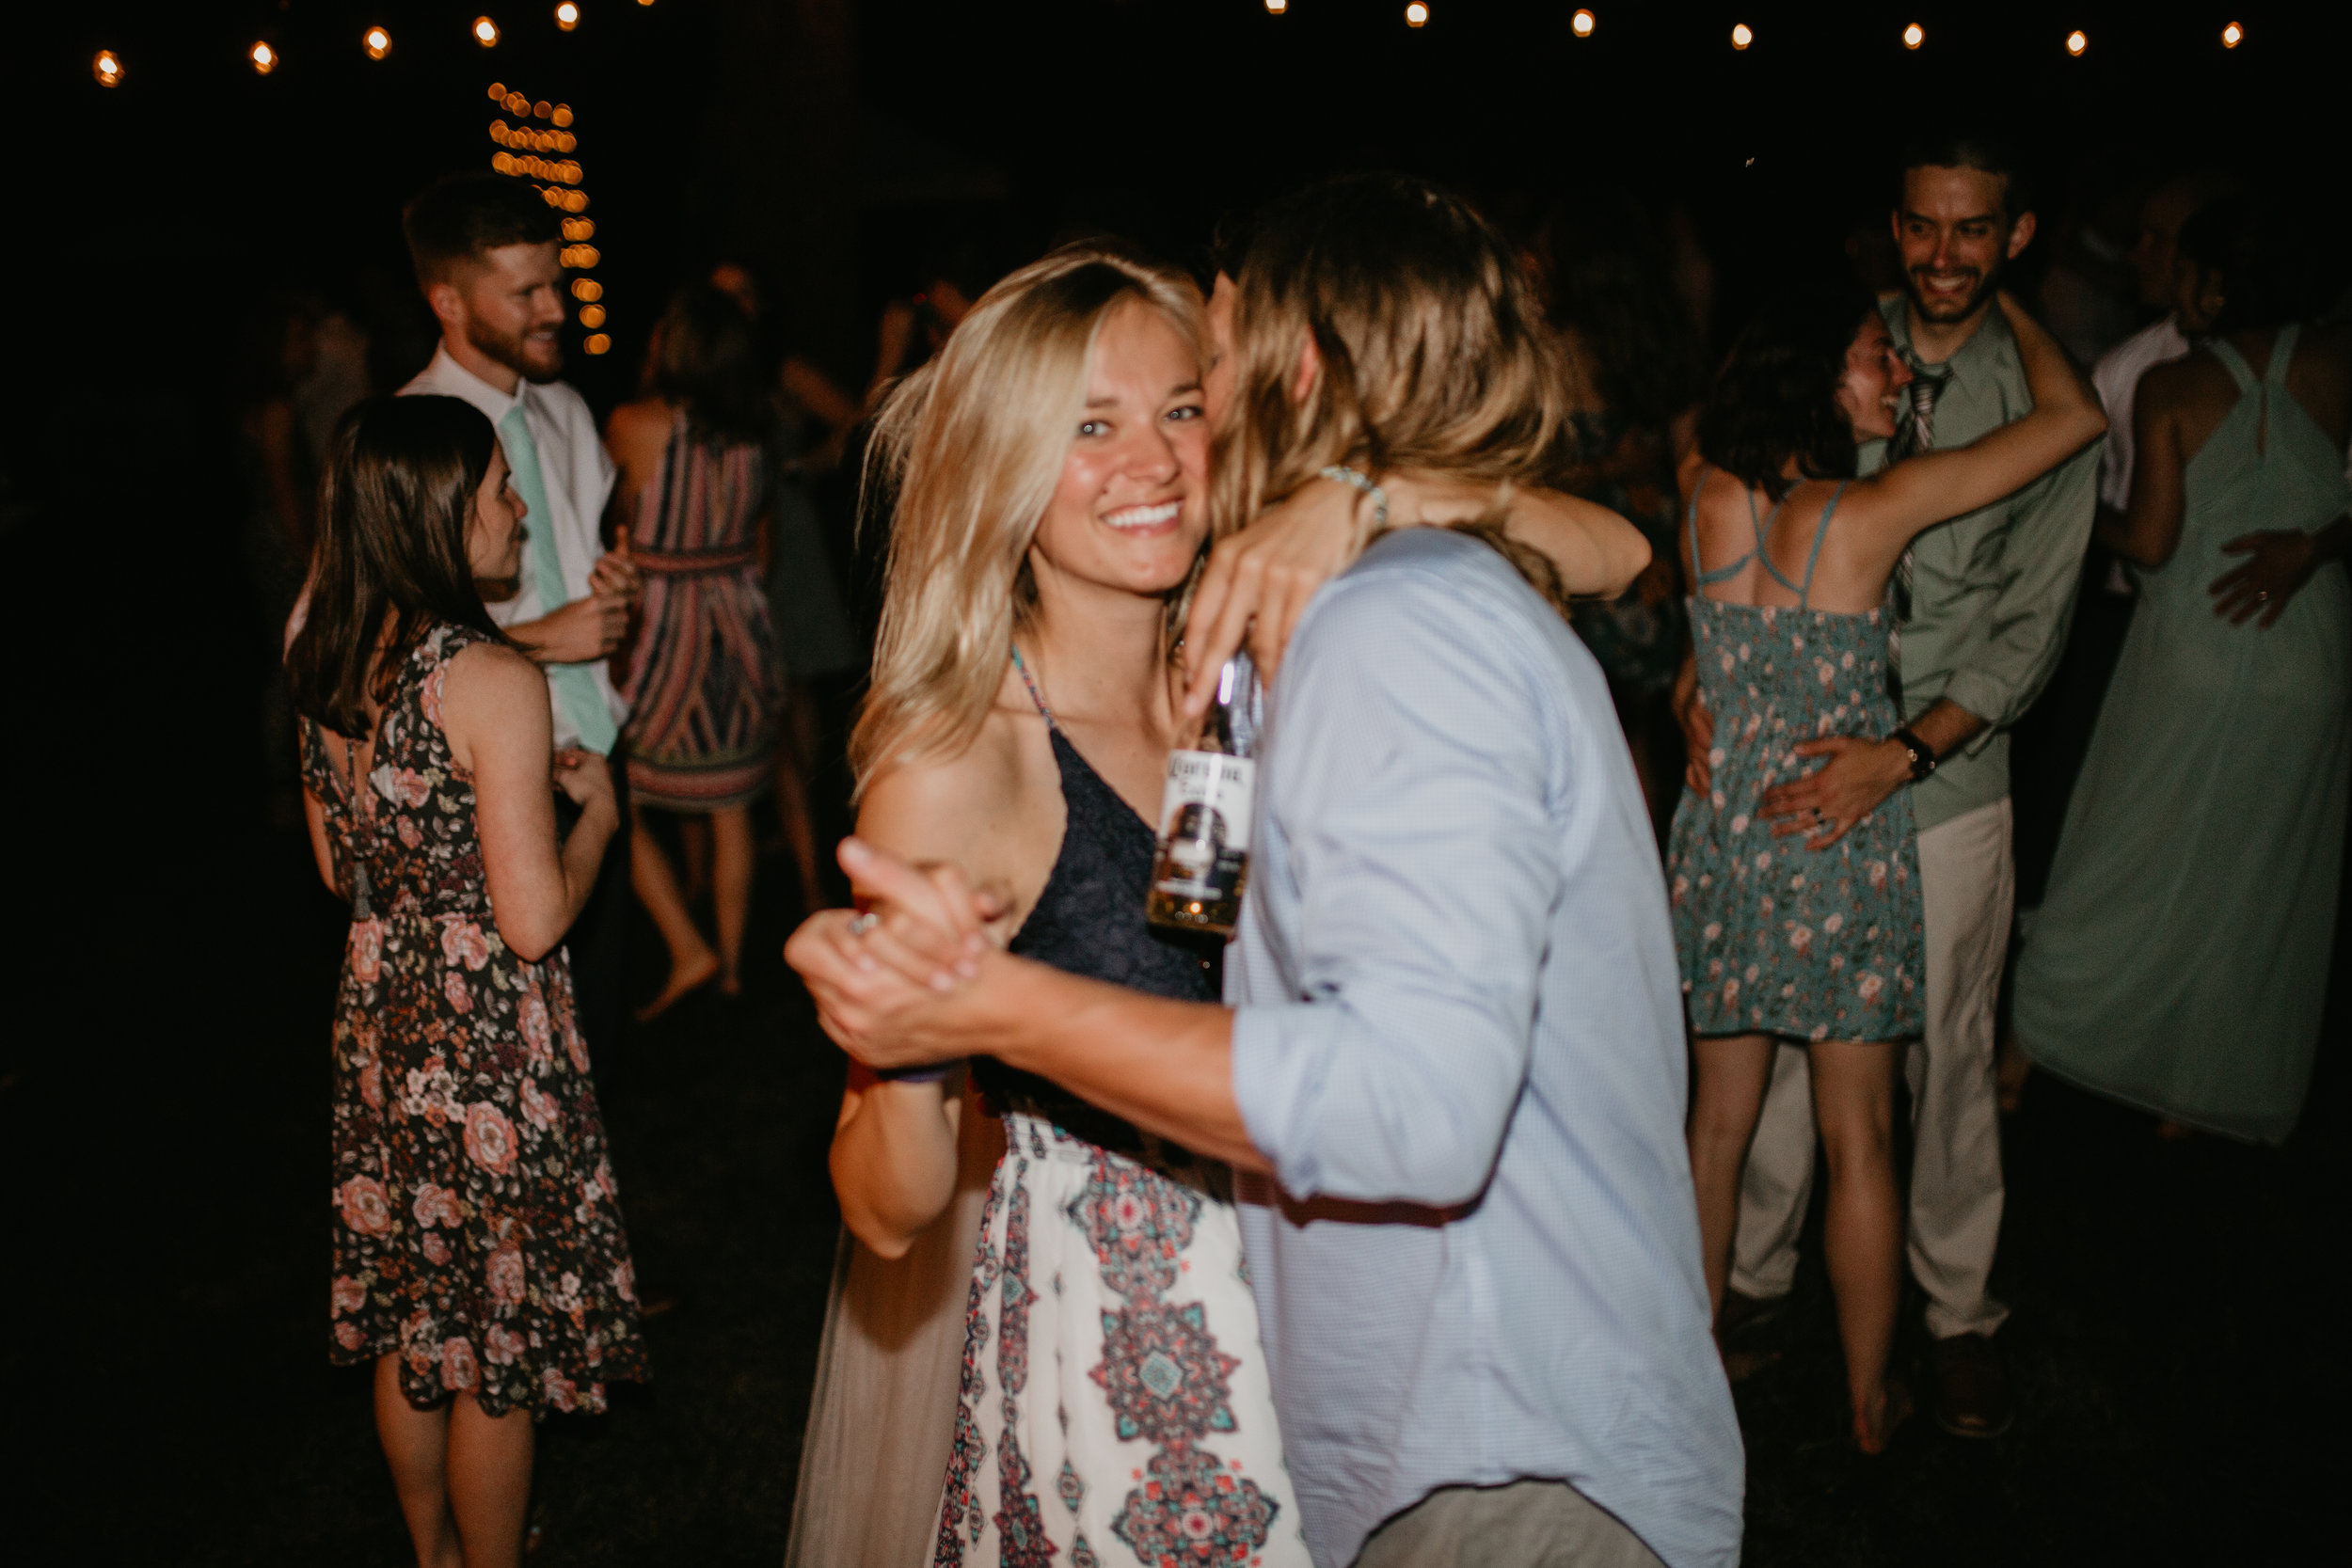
[400,171,642,1069]
[1680,130,2102,1440]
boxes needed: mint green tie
[498,404,618,753]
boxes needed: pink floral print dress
[303,622,648,1417]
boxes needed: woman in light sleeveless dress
[2015,203,2352,1144]
[1673,287,2105,1450]
[784,243,1653,1567]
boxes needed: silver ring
[846,911,880,937]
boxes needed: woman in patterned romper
[1671,290,2102,1451]
[288,396,646,1567]
[787,243,1649,1568]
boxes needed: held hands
[1179,476,1375,721]
[590,526,642,605]
[551,748,616,819]
[2210,531,2319,627]
[783,838,1010,1071]
[1757,736,1912,850]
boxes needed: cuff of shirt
[1230,1003,1320,1196]
[1936,670,2015,756]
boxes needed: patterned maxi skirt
[931,1112,1309,1568]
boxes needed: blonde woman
[786,239,1646,1568]
[795,179,1746,1568]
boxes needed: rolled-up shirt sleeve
[1940,439,2100,747]
[1232,572,1565,1208]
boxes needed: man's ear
[1291,333,1322,405]
[2004,211,2039,261]
[425,278,468,338]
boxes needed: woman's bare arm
[440,641,617,961]
[1850,293,2107,563]
[826,752,1019,1258]
[2100,372,2189,567]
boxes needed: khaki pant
[1354,1480,1666,1568]
[1729,797,2013,1340]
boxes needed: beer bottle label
[1152,750,1254,902]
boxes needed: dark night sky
[9,0,2345,405]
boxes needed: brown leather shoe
[1931,1332,2015,1439]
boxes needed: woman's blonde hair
[850,241,1205,795]
[1211,173,1575,598]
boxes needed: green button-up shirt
[1870,295,2102,832]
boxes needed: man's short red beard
[466,316,564,383]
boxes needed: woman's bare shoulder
[440,637,547,721]
[860,701,1045,858]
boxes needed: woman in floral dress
[288,395,646,1568]
[1672,290,2102,1451]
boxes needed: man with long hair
[399,171,642,1067]
[791,176,1742,1568]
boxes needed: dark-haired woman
[607,285,806,1018]
[1671,291,2102,1450]
[2014,205,2352,1144]
[288,395,647,1568]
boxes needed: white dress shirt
[401,344,624,746]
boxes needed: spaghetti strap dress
[1668,474,1926,1041]
[303,623,648,1416]
[2015,325,2352,1143]
[928,660,1309,1568]
[622,409,780,811]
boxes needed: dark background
[5,2,2349,1562]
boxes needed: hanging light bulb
[555,3,580,31]
[364,26,392,59]
[249,41,278,74]
[2221,21,2244,48]
[1405,2,1428,26]
[2065,29,2088,55]
[93,50,124,87]
[474,16,501,47]
[1902,23,1924,50]
[1730,23,1753,50]
[552,104,575,126]
[1571,9,1595,38]
[584,334,612,356]
[1265,0,1286,12]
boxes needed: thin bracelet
[1319,465,1390,532]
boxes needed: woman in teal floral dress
[289,397,646,1568]
[1672,288,2103,1451]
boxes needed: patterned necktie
[1883,364,1947,710]
[498,404,619,754]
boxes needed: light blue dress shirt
[1229,530,1744,1568]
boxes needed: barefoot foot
[1854,1380,1915,1455]
[636,947,721,1022]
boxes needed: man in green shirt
[1702,133,2100,1440]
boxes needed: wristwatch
[1889,726,1936,782]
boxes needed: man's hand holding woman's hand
[784,838,1009,1071]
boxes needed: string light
[93,50,124,87]
[556,3,580,31]
[1572,9,1595,38]
[2065,29,2088,55]
[533,100,553,119]
[580,304,607,328]
[2222,21,2243,48]
[552,104,575,127]
[562,190,588,214]
[584,334,612,356]
[1903,23,1924,50]
[249,41,278,74]
[474,16,501,47]
[1731,23,1753,50]
[563,245,600,268]
[364,26,392,59]
[1405,3,1427,27]
[1265,0,1286,12]
[572,278,603,301]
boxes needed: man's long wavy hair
[1211,174,1577,603]
[850,242,1205,796]
[287,395,510,739]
